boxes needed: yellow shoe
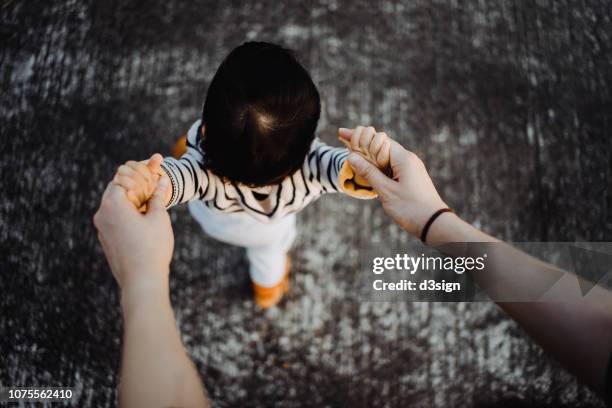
[252,256,291,309]
[172,134,188,158]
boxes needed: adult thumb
[348,153,394,194]
[147,176,169,213]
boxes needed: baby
[113,41,390,308]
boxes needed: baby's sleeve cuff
[338,159,378,199]
[159,159,180,208]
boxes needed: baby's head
[200,41,320,187]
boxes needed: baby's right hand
[113,153,164,212]
[338,126,392,181]
[339,127,448,236]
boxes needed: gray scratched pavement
[1,1,611,407]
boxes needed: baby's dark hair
[200,41,321,187]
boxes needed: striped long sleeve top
[160,120,375,224]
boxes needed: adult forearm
[426,212,612,396]
[119,277,208,408]
[340,129,612,399]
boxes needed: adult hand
[340,128,612,404]
[339,128,447,237]
[95,162,209,408]
[93,172,174,296]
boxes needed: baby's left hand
[113,154,164,212]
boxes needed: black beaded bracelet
[420,208,453,244]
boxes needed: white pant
[188,201,296,287]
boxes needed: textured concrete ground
[1,0,611,406]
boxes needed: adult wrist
[120,271,170,311]
[419,208,453,244]
[421,211,471,246]
[410,203,454,244]
[410,201,447,238]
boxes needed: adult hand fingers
[347,153,395,194]
[147,176,169,213]
[376,137,391,169]
[126,190,141,209]
[113,175,143,207]
[101,181,114,202]
[117,164,147,199]
[387,138,412,179]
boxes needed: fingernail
[159,177,169,187]
[339,127,351,134]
